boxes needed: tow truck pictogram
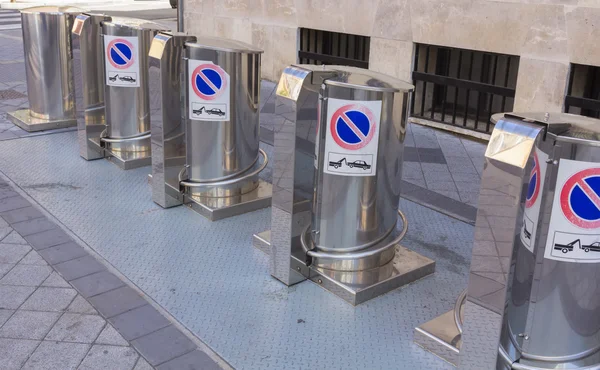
[329,157,346,169]
[109,74,118,82]
[553,239,600,254]
[523,223,531,240]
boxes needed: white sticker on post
[323,98,381,177]
[544,159,600,263]
[104,35,140,88]
[188,60,230,121]
[519,149,548,253]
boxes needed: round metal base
[301,211,408,272]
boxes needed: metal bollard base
[184,181,272,221]
[88,138,151,170]
[252,231,435,305]
[252,230,271,254]
[414,309,461,366]
[7,109,77,132]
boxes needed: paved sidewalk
[0,179,223,370]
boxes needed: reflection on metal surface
[151,35,271,220]
[431,112,600,370]
[8,6,83,132]
[73,13,111,161]
[256,64,434,305]
[100,18,168,170]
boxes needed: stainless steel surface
[102,18,168,158]
[151,35,270,220]
[183,39,262,186]
[266,64,431,304]
[7,109,76,131]
[176,0,184,32]
[179,148,268,189]
[308,73,409,271]
[458,113,600,369]
[413,290,466,366]
[252,230,271,255]
[9,6,83,131]
[149,32,196,208]
[73,13,111,161]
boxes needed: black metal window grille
[298,28,370,69]
[411,44,519,134]
[565,64,600,119]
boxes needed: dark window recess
[411,44,519,134]
[298,28,370,69]
[565,64,600,119]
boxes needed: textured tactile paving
[0,131,477,369]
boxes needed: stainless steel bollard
[414,112,600,370]
[254,65,434,305]
[72,13,111,161]
[151,36,271,221]
[7,6,83,132]
[96,18,168,170]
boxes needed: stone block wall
[184,0,600,114]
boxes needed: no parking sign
[323,99,381,177]
[104,36,140,87]
[188,60,230,121]
[519,149,548,253]
[544,159,600,263]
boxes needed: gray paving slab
[79,345,139,370]
[69,270,125,298]
[157,350,221,370]
[88,286,147,318]
[38,241,88,265]
[11,217,56,236]
[0,284,35,309]
[0,195,29,212]
[0,308,13,326]
[134,357,154,370]
[0,242,30,263]
[20,286,77,312]
[1,230,26,244]
[0,262,13,278]
[0,264,52,286]
[18,249,47,265]
[0,310,61,340]
[0,338,39,370]
[45,313,105,343]
[0,206,44,224]
[22,340,90,370]
[131,325,196,366]
[67,295,98,315]
[96,323,129,346]
[41,271,71,288]
[109,305,171,341]
[23,228,72,250]
[53,255,106,281]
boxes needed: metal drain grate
[0,89,26,100]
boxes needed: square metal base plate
[252,230,436,305]
[7,109,77,132]
[185,181,272,221]
[414,309,461,366]
[89,138,151,170]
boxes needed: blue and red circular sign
[329,104,376,150]
[191,64,227,100]
[107,39,134,69]
[526,152,541,208]
[560,168,600,228]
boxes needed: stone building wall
[184,0,600,114]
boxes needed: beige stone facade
[184,0,600,114]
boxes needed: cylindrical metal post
[102,18,168,153]
[177,0,184,32]
[307,70,412,273]
[182,37,263,197]
[21,6,81,120]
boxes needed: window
[565,64,600,119]
[298,28,370,69]
[411,44,519,134]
